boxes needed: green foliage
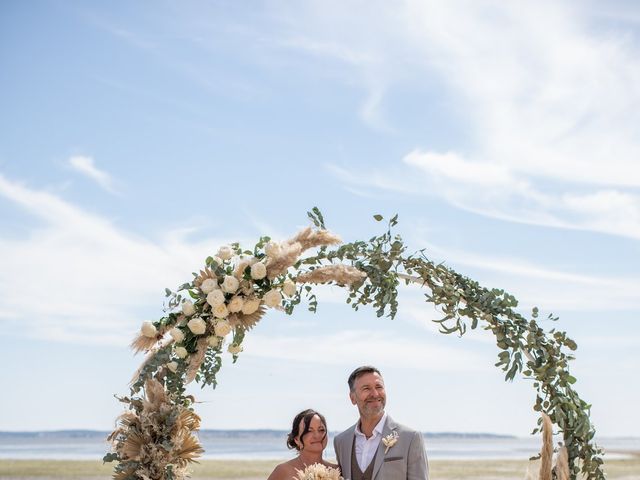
[117,208,604,480]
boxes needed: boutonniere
[382,431,399,453]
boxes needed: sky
[1,0,639,440]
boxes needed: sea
[1,431,638,461]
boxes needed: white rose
[207,336,221,348]
[200,278,218,294]
[187,317,207,335]
[167,361,178,373]
[263,289,282,308]
[250,262,267,280]
[241,297,261,315]
[217,245,233,260]
[169,327,185,343]
[175,346,188,359]
[181,300,196,316]
[206,290,225,308]
[228,295,244,313]
[214,319,232,337]
[141,321,157,338]
[282,279,296,297]
[265,241,281,258]
[221,275,239,293]
[228,344,243,355]
[213,303,229,318]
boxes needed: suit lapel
[371,416,396,480]
[342,424,356,480]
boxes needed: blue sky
[1,0,639,439]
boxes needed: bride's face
[297,414,327,453]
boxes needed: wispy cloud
[68,155,120,194]
[0,173,233,345]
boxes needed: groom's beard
[360,397,385,418]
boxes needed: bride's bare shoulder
[267,460,297,480]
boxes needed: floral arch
[105,209,605,480]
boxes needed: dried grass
[296,265,366,286]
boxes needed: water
[0,431,637,461]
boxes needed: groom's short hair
[348,365,382,392]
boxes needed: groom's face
[350,371,386,418]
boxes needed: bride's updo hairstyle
[286,409,328,451]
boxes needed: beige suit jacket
[333,415,429,480]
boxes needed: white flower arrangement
[174,346,188,359]
[250,262,267,280]
[263,289,282,308]
[382,431,399,453]
[214,319,232,337]
[295,463,343,480]
[227,343,242,355]
[216,245,233,260]
[200,278,218,294]
[169,327,185,343]
[181,300,196,316]
[221,275,239,293]
[206,290,225,307]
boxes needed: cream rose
[263,289,282,308]
[228,344,243,355]
[250,262,267,280]
[213,303,229,318]
[241,297,261,315]
[169,327,185,343]
[207,336,221,348]
[175,346,188,359]
[167,361,178,373]
[228,295,244,313]
[217,245,233,260]
[200,278,218,294]
[282,279,296,297]
[187,317,207,335]
[221,275,239,293]
[206,290,225,308]
[181,300,196,317]
[264,241,281,258]
[141,321,157,338]
[214,319,232,337]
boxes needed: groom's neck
[359,412,384,438]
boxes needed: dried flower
[295,463,343,480]
[187,317,207,335]
[382,431,399,453]
[265,241,281,257]
[141,321,157,338]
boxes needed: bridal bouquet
[295,463,343,480]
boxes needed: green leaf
[373,214,383,221]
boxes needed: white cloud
[68,155,119,194]
[0,173,232,344]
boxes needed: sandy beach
[1,457,638,480]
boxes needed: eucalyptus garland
[106,208,604,480]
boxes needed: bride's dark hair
[286,409,327,451]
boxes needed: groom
[334,366,429,480]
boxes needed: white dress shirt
[354,413,387,471]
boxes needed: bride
[267,409,339,480]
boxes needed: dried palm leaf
[556,446,570,480]
[172,431,204,466]
[130,334,159,355]
[296,264,366,286]
[539,413,553,480]
[121,431,146,461]
[143,378,167,411]
[185,338,208,384]
[235,306,266,330]
[173,409,201,434]
[194,267,217,287]
[287,226,341,252]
